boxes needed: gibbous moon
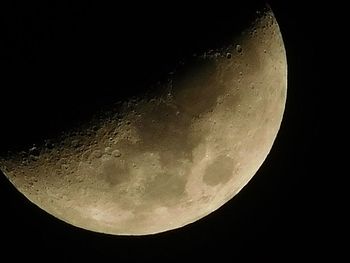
[0,7,287,235]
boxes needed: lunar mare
[0,9,287,235]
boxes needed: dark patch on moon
[133,97,208,166]
[129,59,232,171]
[143,172,187,205]
[100,159,130,186]
[203,155,235,186]
[173,60,224,118]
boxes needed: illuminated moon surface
[0,8,287,235]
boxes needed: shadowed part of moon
[173,60,227,117]
[134,101,204,162]
[203,155,235,186]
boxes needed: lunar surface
[0,8,287,235]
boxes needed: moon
[0,7,287,235]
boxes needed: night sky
[0,0,325,261]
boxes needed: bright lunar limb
[0,7,287,235]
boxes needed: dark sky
[0,0,326,261]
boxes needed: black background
[0,0,327,261]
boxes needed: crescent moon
[0,7,287,235]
